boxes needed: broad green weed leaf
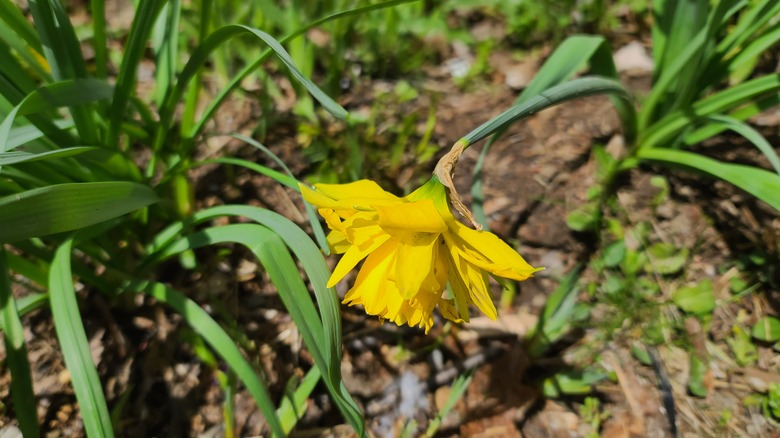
[752,316,780,342]
[688,353,709,398]
[645,242,688,275]
[672,281,715,315]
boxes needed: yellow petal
[394,232,440,299]
[314,180,400,202]
[447,221,541,280]
[438,298,464,323]
[326,230,350,254]
[328,232,391,287]
[343,240,397,315]
[375,200,447,234]
[448,250,497,320]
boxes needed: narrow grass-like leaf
[127,280,285,437]
[0,248,39,437]
[50,239,114,437]
[526,265,583,358]
[0,0,44,52]
[150,223,364,434]
[28,0,99,143]
[424,371,473,438]
[90,0,107,79]
[144,208,363,435]
[463,77,633,145]
[0,146,98,166]
[638,148,780,211]
[193,157,298,189]
[276,367,321,434]
[188,0,419,142]
[640,74,780,150]
[107,0,167,147]
[699,115,780,174]
[153,24,348,163]
[471,35,632,226]
[0,79,113,154]
[6,119,75,151]
[233,133,329,253]
[0,182,158,242]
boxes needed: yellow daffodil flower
[300,176,542,333]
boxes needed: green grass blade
[0,182,158,242]
[470,35,633,226]
[0,146,99,166]
[424,371,473,438]
[233,133,329,253]
[187,0,419,142]
[0,0,44,52]
[127,280,285,437]
[0,79,113,155]
[462,76,633,145]
[683,92,780,145]
[700,115,780,174]
[637,148,780,211]
[640,74,780,150]
[90,0,107,79]
[107,0,167,148]
[145,209,364,435]
[525,265,583,358]
[28,0,99,143]
[154,24,347,155]
[50,239,114,437]
[276,366,321,434]
[151,0,181,107]
[0,247,39,437]
[6,120,75,151]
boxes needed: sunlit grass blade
[90,0,107,79]
[188,0,419,142]
[0,0,44,52]
[127,279,285,437]
[0,182,158,242]
[6,119,75,151]
[154,24,347,155]
[234,133,329,253]
[637,148,780,211]
[700,115,780,175]
[50,239,114,438]
[683,92,780,145]
[0,146,99,166]
[151,0,182,106]
[0,248,39,437]
[28,0,99,143]
[640,74,780,150]
[107,0,167,147]
[424,371,473,437]
[462,76,633,146]
[526,265,583,358]
[471,35,630,226]
[0,79,113,154]
[145,210,363,435]
[276,366,321,434]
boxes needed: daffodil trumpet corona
[300,142,542,332]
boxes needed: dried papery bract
[433,139,482,230]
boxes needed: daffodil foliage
[301,177,542,332]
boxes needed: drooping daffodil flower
[300,164,541,332]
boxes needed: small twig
[648,346,678,438]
